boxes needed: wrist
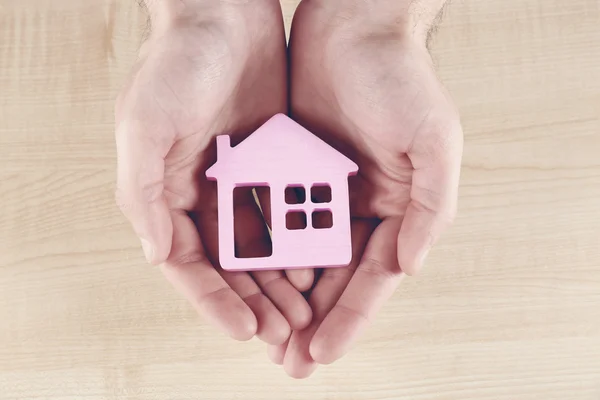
[304,0,445,45]
[144,0,278,36]
[143,0,202,34]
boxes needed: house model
[206,114,358,272]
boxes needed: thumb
[115,119,174,264]
[399,122,463,275]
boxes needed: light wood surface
[1,1,599,399]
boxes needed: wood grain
[1,1,599,399]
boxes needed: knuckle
[261,274,287,289]
[114,186,133,213]
[165,251,208,268]
[411,197,456,228]
[320,266,354,284]
[335,303,369,323]
[140,181,164,204]
[192,286,231,309]
[439,208,456,228]
[115,181,163,212]
[359,256,401,279]
[434,122,461,155]
[423,115,463,159]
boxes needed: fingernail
[140,238,154,263]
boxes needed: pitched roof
[206,114,358,179]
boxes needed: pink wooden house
[206,114,358,272]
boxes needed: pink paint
[206,114,358,271]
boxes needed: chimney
[216,135,231,160]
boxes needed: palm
[116,4,312,347]
[118,28,283,219]
[292,35,460,222]
[267,3,463,378]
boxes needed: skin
[268,0,463,378]
[116,0,462,379]
[115,0,313,346]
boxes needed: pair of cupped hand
[115,0,462,378]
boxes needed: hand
[268,1,463,377]
[115,0,312,346]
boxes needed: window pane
[312,210,333,229]
[285,185,306,204]
[311,184,332,203]
[286,210,307,230]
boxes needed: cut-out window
[234,186,272,258]
[311,184,332,203]
[312,210,333,229]
[286,210,307,230]
[285,185,306,204]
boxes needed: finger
[192,186,288,344]
[253,270,313,330]
[399,122,463,275]
[310,218,404,364]
[232,187,291,345]
[285,269,315,292]
[242,188,312,329]
[283,323,320,379]
[282,220,374,378]
[160,210,257,341]
[115,119,174,264]
[267,340,288,365]
[242,291,290,345]
[255,186,314,291]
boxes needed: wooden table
[1,1,599,399]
